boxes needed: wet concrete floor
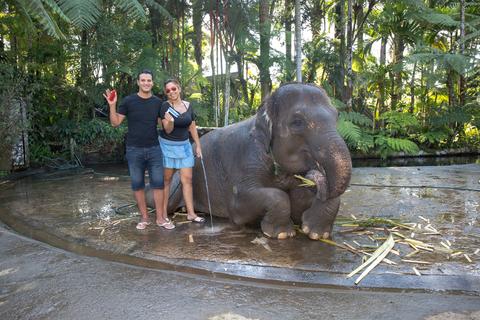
[0,164,478,294]
[2,227,480,320]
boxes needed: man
[104,69,175,230]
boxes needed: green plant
[375,135,420,159]
[380,111,420,136]
[338,111,375,154]
[0,65,29,170]
[74,118,127,154]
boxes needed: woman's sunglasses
[165,87,177,94]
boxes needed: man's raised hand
[103,89,117,105]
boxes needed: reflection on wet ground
[0,164,479,291]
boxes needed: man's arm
[104,89,125,127]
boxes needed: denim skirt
[159,137,195,169]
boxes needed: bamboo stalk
[347,234,394,281]
[405,250,420,258]
[413,267,421,276]
[401,259,432,265]
[319,239,361,256]
[353,235,395,284]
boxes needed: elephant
[148,83,352,240]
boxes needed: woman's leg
[179,167,198,220]
[163,168,176,221]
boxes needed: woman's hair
[164,78,181,88]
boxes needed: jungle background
[0,0,479,172]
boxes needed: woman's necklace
[170,100,186,113]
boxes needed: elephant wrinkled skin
[149,83,352,240]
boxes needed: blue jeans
[125,145,164,191]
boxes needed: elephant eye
[290,117,306,131]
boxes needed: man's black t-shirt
[159,101,196,141]
[118,94,162,147]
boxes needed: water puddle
[0,164,478,289]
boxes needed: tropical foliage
[0,0,479,168]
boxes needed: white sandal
[157,220,175,230]
[136,221,151,230]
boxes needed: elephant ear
[254,96,274,151]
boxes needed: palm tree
[7,0,164,39]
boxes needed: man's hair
[137,69,154,80]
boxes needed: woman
[159,79,205,228]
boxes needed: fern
[58,0,102,30]
[16,0,65,38]
[331,97,346,110]
[386,138,419,154]
[430,109,471,127]
[380,111,420,135]
[375,136,420,158]
[408,52,470,75]
[57,0,148,30]
[337,119,361,145]
[43,0,72,23]
[114,0,146,21]
[416,13,458,28]
[355,132,375,153]
[145,0,174,22]
[340,111,373,127]
[416,130,450,145]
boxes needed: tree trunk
[224,55,231,126]
[294,0,302,82]
[235,55,249,109]
[217,19,223,121]
[376,36,387,129]
[259,0,272,98]
[305,0,325,83]
[355,2,364,50]
[180,9,186,77]
[332,0,345,101]
[345,0,353,111]
[391,33,405,110]
[354,1,366,112]
[459,0,466,106]
[447,68,456,108]
[284,0,293,82]
[148,2,161,47]
[12,35,18,72]
[420,66,426,126]
[447,32,457,108]
[78,30,89,87]
[409,62,416,114]
[209,10,219,126]
[192,0,203,69]
[0,34,4,62]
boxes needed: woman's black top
[159,101,196,141]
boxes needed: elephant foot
[301,225,331,240]
[301,197,340,241]
[261,220,296,240]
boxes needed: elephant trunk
[309,133,352,199]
